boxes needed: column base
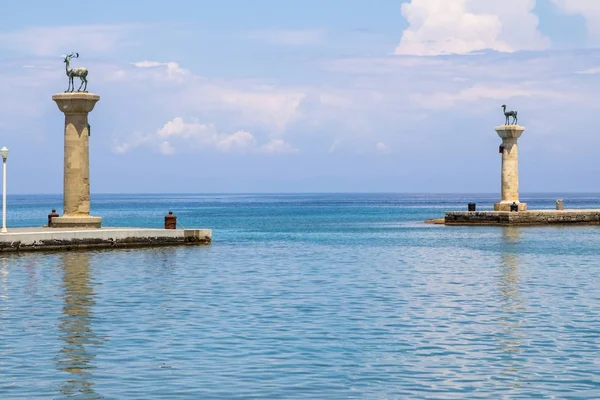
[494,202,527,212]
[51,216,102,229]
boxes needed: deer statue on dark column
[64,52,88,92]
[501,104,518,125]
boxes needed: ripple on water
[1,194,600,398]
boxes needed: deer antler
[75,52,79,58]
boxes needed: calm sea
[1,193,599,399]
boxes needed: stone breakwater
[444,210,600,226]
[0,227,212,252]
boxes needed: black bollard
[48,209,59,227]
[468,203,476,212]
[165,211,177,229]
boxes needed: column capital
[52,93,100,114]
[495,125,525,140]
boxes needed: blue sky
[1,0,600,194]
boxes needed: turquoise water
[1,193,600,399]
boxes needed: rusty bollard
[165,211,177,229]
[48,209,59,227]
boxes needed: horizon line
[8,191,600,196]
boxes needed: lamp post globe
[0,147,7,162]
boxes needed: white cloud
[411,84,573,110]
[553,1,600,42]
[244,29,325,46]
[158,141,175,155]
[113,142,129,154]
[576,67,600,74]
[216,130,257,151]
[115,117,297,155]
[157,117,256,151]
[133,61,166,68]
[259,139,298,154]
[58,52,600,159]
[202,84,305,132]
[158,118,212,140]
[132,60,189,77]
[0,24,138,56]
[395,0,550,56]
[112,131,156,154]
[108,60,190,83]
[375,142,391,154]
[108,61,304,132]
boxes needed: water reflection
[0,257,7,301]
[56,251,102,399]
[25,258,39,298]
[497,227,527,381]
[500,227,524,313]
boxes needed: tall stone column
[51,93,102,228]
[494,125,527,212]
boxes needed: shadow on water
[55,251,104,399]
[496,227,527,385]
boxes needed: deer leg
[77,77,84,92]
[83,76,88,92]
[70,77,74,92]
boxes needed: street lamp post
[1,147,8,233]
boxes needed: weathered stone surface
[52,93,100,114]
[52,93,100,224]
[493,202,528,212]
[444,210,600,226]
[0,227,212,252]
[51,216,102,228]
[495,125,525,208]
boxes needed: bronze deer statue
[502,104,518,125]
[64,52,88,92]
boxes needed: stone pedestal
[51,93,102,228]
[494,125,527,212]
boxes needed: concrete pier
[445,210,600,226]
[428,117,600,227]
[0,227,211,252]
[52,92,102,228]
[494,125,527,211]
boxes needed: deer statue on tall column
[501,104,518,125]
[63,52,88,92]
